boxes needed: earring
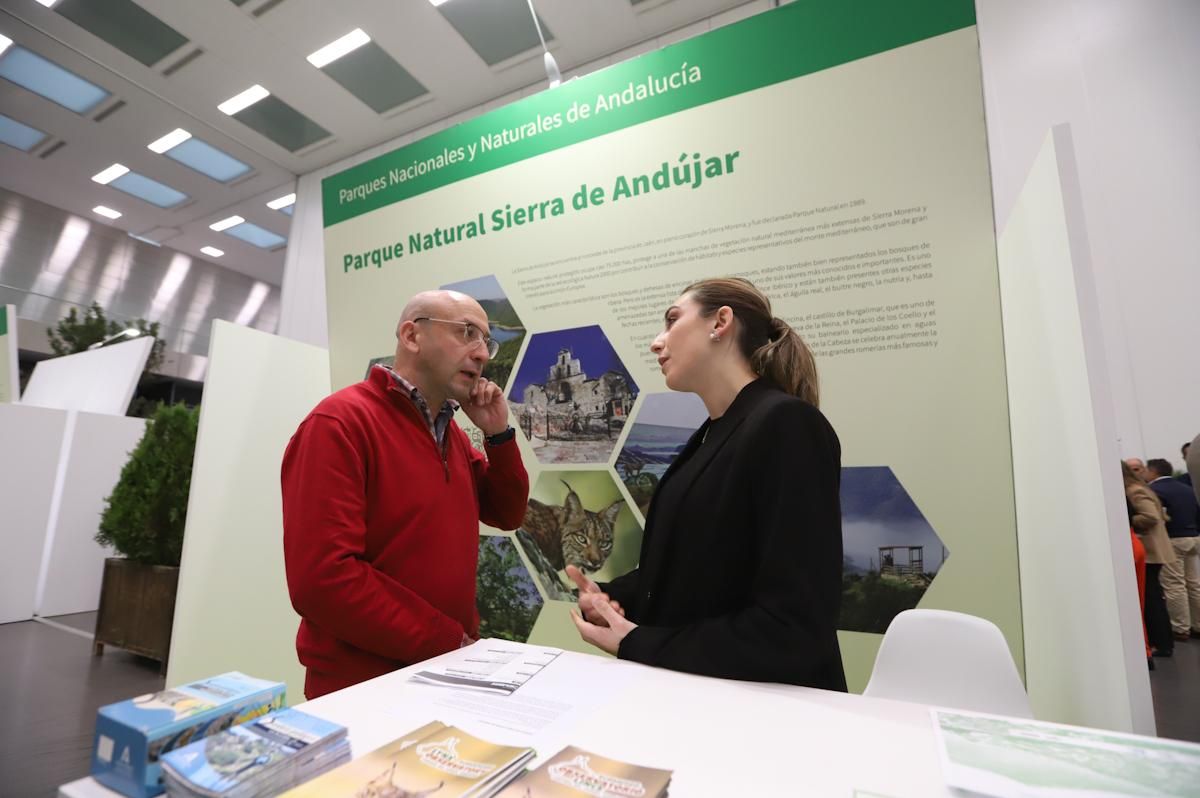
[710,332,720,342]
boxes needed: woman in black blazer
[568,277,846,691]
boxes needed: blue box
[90,672,286,798]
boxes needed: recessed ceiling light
[428,0,451,6]
[0,34,13,57]
[148,127,192,153]
[92,163,130,184]
[307,29,370,69]
[266,193,296,210]
[200,246,224,257]
[93,205,121,219]
[218,85,269,115]
[34,0,61,7]
[209,215,244,232]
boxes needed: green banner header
[0,306,7,337]
[321,0,975,227]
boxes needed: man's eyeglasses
[414,317,499,357]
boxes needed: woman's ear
[714,305,735,337]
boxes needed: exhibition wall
[999,126,1152,734]
[0,304,16,403]
[21,336,153,415]
[167,321,330,704]
[319,0,1023,695]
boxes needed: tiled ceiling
[0,0,755,285]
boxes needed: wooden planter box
[93,558,179,674]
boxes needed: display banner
[322,0,1019,689]
[0,305,17,403]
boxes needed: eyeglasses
[414,317,499,357]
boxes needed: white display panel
[0,404,67,623]
[998,125,1152,734]
[21,336,152,415]
[35,413,147,617]
[167,321,330,703]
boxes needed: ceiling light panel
[210,215,244,231]
[93,205,121,219]
[147,128,192,153]
[307,29,370,68]
[200,246,224,257]
[436,0,552,66]
[266,193,295,210]
[0,113,48,152]
[319,41,428,114]
[0,46,110,113]
[54,0,189,67]
[228,95,330,153]
[163,137,251,183]
[109,171,188,208]
[222,221,286,250]
[218,84,269,115]
[92,163,130,184]
[0,35,11,56]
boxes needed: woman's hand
[565,565,625,627]
[571,598,637,656]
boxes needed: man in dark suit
[1147,458,1200,641]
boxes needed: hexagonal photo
[507,325,639,464]
[838,466,948,634]
[476,535,543,643]
[514,471,643,601]
[440,274,527,390]
[615,392,708,517]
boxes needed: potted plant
[93,403,199,672]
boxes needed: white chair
[863,609,1033,718]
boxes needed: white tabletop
[61,645,953,797]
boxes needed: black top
[1150,477,1200,538]
[602,378,847,691]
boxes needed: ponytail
[683,277,820,407]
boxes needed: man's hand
[566,565,625,627]
[571,599,637,656]
[461,377,509,437]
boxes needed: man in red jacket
[282,289,529,699]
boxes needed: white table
[62,645,954,797]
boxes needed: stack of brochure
[160,708,349,798]
[281,720,535,797]
[495,745,672,797]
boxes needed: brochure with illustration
[933,708,1200,798]
[494,745,672,797]
[282,720,534,798]
[91,672,285,798]
[160,708,349,798]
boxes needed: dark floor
[0,616,1196,797]
[0,612,164,798]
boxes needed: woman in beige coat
[1124,461,1174,657]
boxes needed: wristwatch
[484,426,515,446]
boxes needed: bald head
[400,289,484,325]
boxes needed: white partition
[999,125,1153,734]
[21,336,152,415]
[0,404,67,623]
[167,321,330,703]
[36,413,147,617]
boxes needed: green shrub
[48,302,166,374]
[96,403,199,566]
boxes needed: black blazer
[603,378,846,691]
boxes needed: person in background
[282,290,529,699]
[1180,440,1194,490]
[1123,461,1174,658]
[567,277,846,691]
[1188,434,1200,504]
[1146,458,1200,642]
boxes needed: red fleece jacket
[281,367,528,699]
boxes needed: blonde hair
[682,277,820,407]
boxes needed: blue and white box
[91,672,286,798]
